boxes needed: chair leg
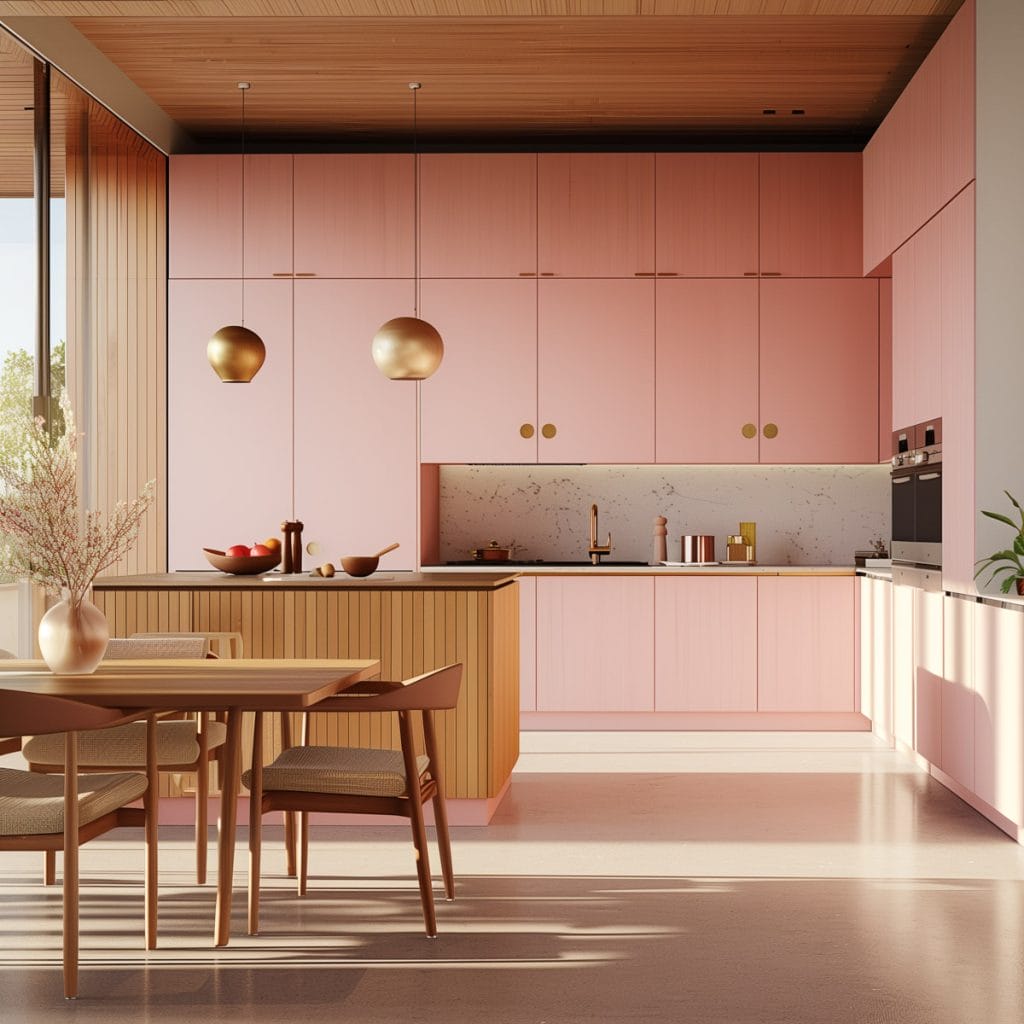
[297,812,309,896]
[248,711,263,936]
[432,790,455,902]
[63,733,80,1000]
[284,812,297,878]
[144,715,159,951]
[196,722,210,885]
[400,711,437,937]
[44,849,56,885]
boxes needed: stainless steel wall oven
[891,418,942,570]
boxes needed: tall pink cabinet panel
[242,155,293,278]
[419,279,538,463]
[419,154,537,278]
[937,0,975,202]
[758,278,879,464]
[168,279,293,570]
[757,577,855,712]
[758,153,863,277]
[940,185,976,595]
[293,280,417,570]
[655,279,759,464]
[538,153,655,277]
[292,154,414,277]
[655,153,759,277]
[538,278,655,463]
[169,155,241,278]
[536,577,654,712]
[974,603,1024,827]
[878,278,893,461]
[891,214,941,429]
[654,577,757,711]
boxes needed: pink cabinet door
[913,586,944,766]
[757,577,855,712]
[519,576,537,713]
[859,576,893,742]
[891,215,941,429]
[419,154,537,278]
[937,0,975,205]
[293,154,414,277]
[655,278,759,464]
[167,278,293,570]
[538,278,655,463]
[655,153,759,277]
[536,577,654,712]
[292,279,417,569]
[974,602,1024,826]
[654,577,757,711]
[941,594,974,791]
[419,279,538,464]
[759,153,863,277]
[891,580,915,748]
[538,153,655,277]
[759,278,879,464]
[878,278,893,462]
[242,155,293,279]
[169,155,241,278]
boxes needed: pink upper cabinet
[292,154,414,277]
[242,155,293,279]
[419,279,538,463]
[292,279,417,569]
[655,278,759,464]
[537,153,655,277]
[938,0,975,203]
[169,155,242,278]
[167,278,294,570]
[655,153,759,277]
[758,278,879,464]
[878,278,893,462]
[419,154,537,278]
[538,278,655,463]
[759,152,863,277]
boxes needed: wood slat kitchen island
[92,572,520,823]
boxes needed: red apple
[226,544,251,558]
[250,543,272,557]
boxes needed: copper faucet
[588,503,612,565]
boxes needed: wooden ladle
[340,542,400,578]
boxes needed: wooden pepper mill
[281,520,304,574]
[651,515,668,566]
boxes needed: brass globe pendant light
[371,82,444,381]
[208,82,266,383]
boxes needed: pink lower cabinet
[891,580,915,748]
[913,586,944,766]
[519,576,538,712]
[756,577,856,712]
[654,577,757,711]
[168,279,294,570]
[758,279,879,464]
[859,575,893,742]
[536,577,654,712]
[940,594,974,791]
[974,602,1024,827]
[292,280,417,568]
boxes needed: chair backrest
[0,689,142,737]
[311,664,463,713]
[106,636,207,660]
[131,631,242,659]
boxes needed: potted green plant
[975,490,1024,596]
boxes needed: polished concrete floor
[3,732,1024,1022]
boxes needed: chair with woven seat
[22,635,225,884]
[0,688,157,998]
[244,663,462,938]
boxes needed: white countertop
[422,563,855,576]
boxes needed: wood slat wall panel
[97,583,519,799]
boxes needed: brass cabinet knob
[520,423,535,439]
[541,423,557,439]
[741,423,757,439]
[763,422,779,439]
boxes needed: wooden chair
[22,636,225,884]
[0,689,158,999]
[244,664,463,938]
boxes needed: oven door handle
[918,472,940,482]
[892,476,912,484]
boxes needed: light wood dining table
[0,657,380,946]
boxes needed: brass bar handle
[294,272,316,277]
[272,272,293,277]
[762,423,779,439]
[743,271,759,276]
[520,423,535,439]
[541,423,557,439]
[518,272,537,277]
[656,272,679,277]
[634,271,655,277]
[540,272,556,277]
[761,271,783,277]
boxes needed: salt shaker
[651,516,668,566]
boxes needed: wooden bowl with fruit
[204,539,281,575]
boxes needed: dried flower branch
[0,391,154,607]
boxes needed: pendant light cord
[239,82,249,325]
[411,81,420,319]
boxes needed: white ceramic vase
[38,596,109,674]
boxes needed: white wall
[438,464,889,565]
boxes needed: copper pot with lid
[470,540,513,562]
[680,535,716,563]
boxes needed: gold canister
[739,521,757,563]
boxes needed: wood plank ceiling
[0,0,963,171]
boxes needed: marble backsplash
[438,464,890,565]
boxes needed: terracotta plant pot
[1017,578,1024,597]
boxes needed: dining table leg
[214,709,243,946]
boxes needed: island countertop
[94,571,519,591]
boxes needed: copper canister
[681,534,715,563]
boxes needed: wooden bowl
[204,548,281,575]
[340,555,379,577]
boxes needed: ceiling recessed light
[792,109,806,115]
[762,108,777,115]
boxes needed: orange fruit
[262,537,282,553]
